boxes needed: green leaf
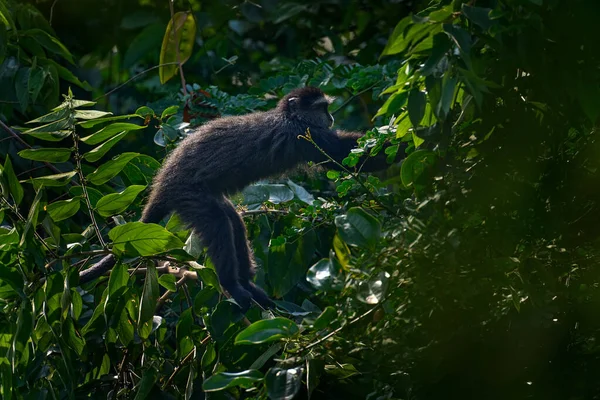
[22,171,76,188]
[334,207,381,249]
[202,370,264,392]
[461,5,494,31]
[380,16,412,56]
[80,123,145,145]
[138,263,159,339]
[159,12,196,84]
[108,222,185,257]
[74,110,113,120]
[41,59,93,91]
[26,108,70,124]
[22,117,71,141]
[400,149,436,187]
[332,234,350,269]
[15,67,30,112]
[135,106,154,118]
[79,114,142,128]
[22,28,74,63]
[107,263,128,296]
[95,185,146,217]
[443,24,472,68]
[87,152,141,185]
[158,274,177,292]
[428,6,453,22]
[46,197,80,222]
[408,89,426,127]
[313,306,337,330]
[265,366,303,400]
[83,130,129,162]
[422,33,451,76]
[69,186,103,207]
[133,367,158,400]
[62,317,85,355]
[1,156,24,205]
[235,317,299,345]
[161,105,179,119]
[20,189,43,246]
[18,148,72,163]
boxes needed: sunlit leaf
[108,222,185,256]
[18,148,71,163]
[83,130,129,162]
[95,185,146,217]
[46,197,80,222]
[159,12,196,84]
[202,370,264,392]
[235,317,299,345]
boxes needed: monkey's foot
[242,281,276,310]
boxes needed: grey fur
[79,87,393,311]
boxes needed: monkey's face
[288,94,335,129]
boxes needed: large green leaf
[22,171,76,188]
[21,28,74,63]
[334,207,381,249]
[408,89,426,127]
[202,370,264,392]
[80,123,145,145]
[108,222,185,256]
[159,12,196,84]
[95,185,146,217]
[46,197,80,222]
[18,148,71,163]
[1,156,24,205]
[87,152,140,185]
[138,263,159,339]
[235,317,299,345]
[83,130,128,162]
[400,149,436,188]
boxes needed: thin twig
[241,209,288,217]
[94,62,180,101]
[69,102,106,249]
[303,293,393,352]
[330,83,378,116]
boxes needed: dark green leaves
[1,156,24,205]
[408,89,427,127]
[334,207,381,249]
[108,222,184,256]
[18,148,71,163]
[235,318,299,345]
[400,149,436,188]
[83,130,129,162]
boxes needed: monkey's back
[150,110,310,209]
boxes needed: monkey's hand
[224,283,254,313]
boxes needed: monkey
[79,87,397,312]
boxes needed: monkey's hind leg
[222,198,275,309]
[177,194,253,312]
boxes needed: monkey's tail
[78,197,169,285]
[79,254,115,284]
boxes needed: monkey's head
[279,87,335,129]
